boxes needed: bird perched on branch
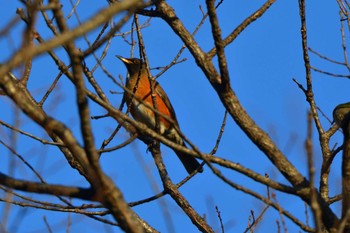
[117,56,203,174]
[333,102,350,129]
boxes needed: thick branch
[0,172,94,200]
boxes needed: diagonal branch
[155,0,304,193]
[207,0,277,58]
[149,146,215,233]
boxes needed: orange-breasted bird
[117,56,203,174]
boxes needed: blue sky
[0,0,348,232]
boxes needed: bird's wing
[154,81,179,124]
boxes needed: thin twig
[0,120,64,146]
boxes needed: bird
[116,55,203,174]
[333,102,350,129]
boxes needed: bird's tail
[174,144,203,174]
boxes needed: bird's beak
[115,55,131,64]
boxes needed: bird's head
[333,102,350,128]
[116,56,145,77]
